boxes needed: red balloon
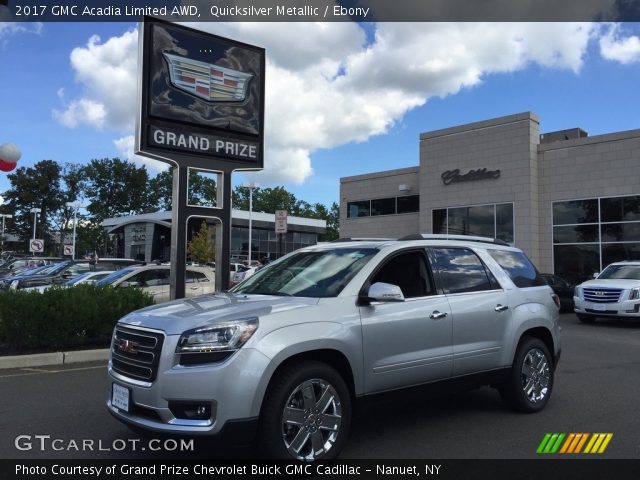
[0,159,17,172]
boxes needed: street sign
[275,210,288,234]
[63,244,73,256]
[29,239,44,253]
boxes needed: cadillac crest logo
[163,53,253,102]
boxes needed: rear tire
[500,336,554,413]
[577,314,596,324]
[259,361,351,461]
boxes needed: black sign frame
[136,17,265,298]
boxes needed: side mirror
[365,282,405,302]
[592,272,599,279]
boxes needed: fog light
[168,401,214,421]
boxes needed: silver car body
[107,238,561,439]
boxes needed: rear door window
[430,248,497,294]
[488,250,547,288]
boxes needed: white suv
[574,261,640,323]
[107,235,561,460]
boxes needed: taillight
[551,293,561,310]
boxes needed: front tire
[500,337,554,413]
[259,361,351,461]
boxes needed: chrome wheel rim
[281,378,342,461]
[521,348,550,404]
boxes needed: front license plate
[592,303,607,311]
[112,383,130,412]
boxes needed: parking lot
[0,313,639,460]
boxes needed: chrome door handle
[430,311,448,320]
[189,286,199,290]
[495,304,509,312]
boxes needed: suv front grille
[583,288,623,303]
[111,325,164,382]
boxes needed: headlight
[630,289,640,300]
[176,318,258,354]
[574,286,581,298]
[10,280,19,290]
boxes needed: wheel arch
[517,327,555,366]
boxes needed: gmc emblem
[116,338,140,354]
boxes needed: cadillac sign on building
[136,17,265,170]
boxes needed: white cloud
[113,135,169,174]
[53,30,138,131]
[599,24,640,64]
[55,22,598,184]
[0,21,42,46]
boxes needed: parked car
[573,261,640,323]
[228,262,245,283]
[22,270,116,293]
[96,264,215,303]
[107,234,561,461]
[0,258,142,291]
[541,273,575,312]
[231,265,258,285]
[0,260,91,290]
[0,257,63,278]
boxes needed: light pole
[243,183,258,265]
[0,213,12,251]
[30,207,41,240]
[65,202,80,260]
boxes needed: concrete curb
[0,348,109,370]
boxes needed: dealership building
[102,210,326,263]
[340,112,640,283]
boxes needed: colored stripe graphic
[538,433,613,454]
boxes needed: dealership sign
[441,168,501,185]
[136,18,265,171]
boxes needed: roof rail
[398,233,509,246]
[331,237,395,243]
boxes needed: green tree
[82,158,156,222]
[1,160,64,251]
[148,169,218,210]
[187,221,216,263]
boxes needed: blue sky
[1,21,640,208]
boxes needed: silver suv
[107,235,561,460]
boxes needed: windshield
[597,264,640,280]
[231,247,378,297]
[95,267,137,286]
[37,261,71,276]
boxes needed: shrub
[0,285,154,353]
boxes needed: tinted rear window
[488,250,547,288]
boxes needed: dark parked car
[0,258,143,290]
[541,273,575,312]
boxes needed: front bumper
[574,296,640,318]
[106,337,271,436]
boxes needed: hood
[118,292,320,335]
[579,278,640,289]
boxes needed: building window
[552,195,640,283]
[397,195,419,214]
[347,195,419,218]
[347,201,370,218]
[371,197,396,216]
[432,203,514,244]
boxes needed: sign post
[136,18,265,298]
